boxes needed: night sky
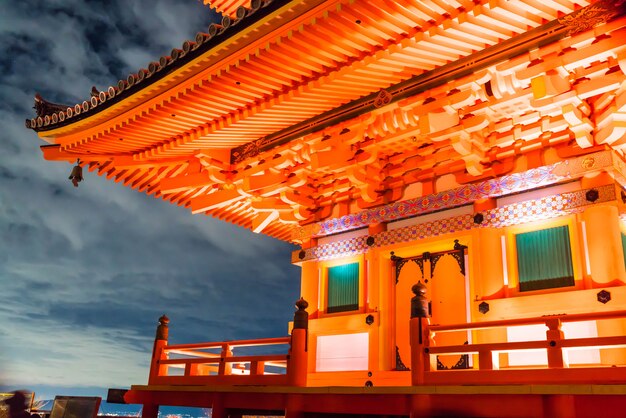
[0,0,301,400]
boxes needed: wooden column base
[141,404,159,418]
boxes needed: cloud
[0,0,300,392]
[0,320,150,389]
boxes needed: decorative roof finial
[33,93,68,118]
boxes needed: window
[327,263,359,313]
[516,226,574,292]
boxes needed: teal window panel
[516,226,575,292]
[327,263,359,313]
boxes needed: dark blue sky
[0,0,300,400]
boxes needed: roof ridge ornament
[33,93,68,118]
[25,0,276,132]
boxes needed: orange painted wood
[426,340,549,355]
[249,360,265,376]
[288,329,308,387]
[190,189,242,213]
[149,340,168,385]
[478,350,494,371]
[166,349,220,358]
[560,335,626,349]
[150,374,289,386]
[545,318,565,368]
[159,354,288,366]
[410,317,430,385]
[164,336,290,351]
[422,367,626,386]
[140,403,158,418]
[159,173,213,194]
[429,310,626,333]
[125,386,626,418]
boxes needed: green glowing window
[327,263,359,313]
[516,226,575,292]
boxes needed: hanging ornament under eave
[69,159,83,187]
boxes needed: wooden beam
[190,188,242,213]
[41,145,89,163]
[160,172,213,194]
[243,171,287,192]
[250,198,293,212]
[252,211,279,234]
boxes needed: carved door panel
[430,254,468,369]
[394,259,423,370]
[393,241,468,371]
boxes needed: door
[394,241,468,370]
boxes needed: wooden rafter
[29,0,626,242]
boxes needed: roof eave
[27,0,326,137]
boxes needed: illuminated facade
[27,0,626,416]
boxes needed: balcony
[125,291,626,417]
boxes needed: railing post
[218,343,233,375]
[249,360,265,376]
[149,314,169,384]
[546,318,566,368]
[288,297,309,387]
[185,363,200,376]
[478,349,494,370]
[410,282,431,385]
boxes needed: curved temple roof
[204,0,252,17]
[26,0,297,132]
[26,0,626,242]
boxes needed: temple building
[26,0,626,416]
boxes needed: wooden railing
[410,307,626,385]
[150,336,292,386]
[146,291,626,388]
[428,310,626,368]
[148,299,309,387]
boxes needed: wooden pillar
[141,404,159,418]
[285,394,305,418]
[542,394,576,418]
[284,409,304,418]
[218,343,233,376]
[288,298,309,387]
[545,319,565,368]
[409,394,432,418]
[149,315,169,384]
[211,395,226,418]
[410,282,431,385]
[582,204,626,286]
[475,227,505,298]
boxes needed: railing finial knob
[411,281,430,318]
[295,297,309,311]
[156,314,170,341]
[293,297,309,330]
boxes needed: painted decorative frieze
[291,151,613,243]
[293,184,616,263]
